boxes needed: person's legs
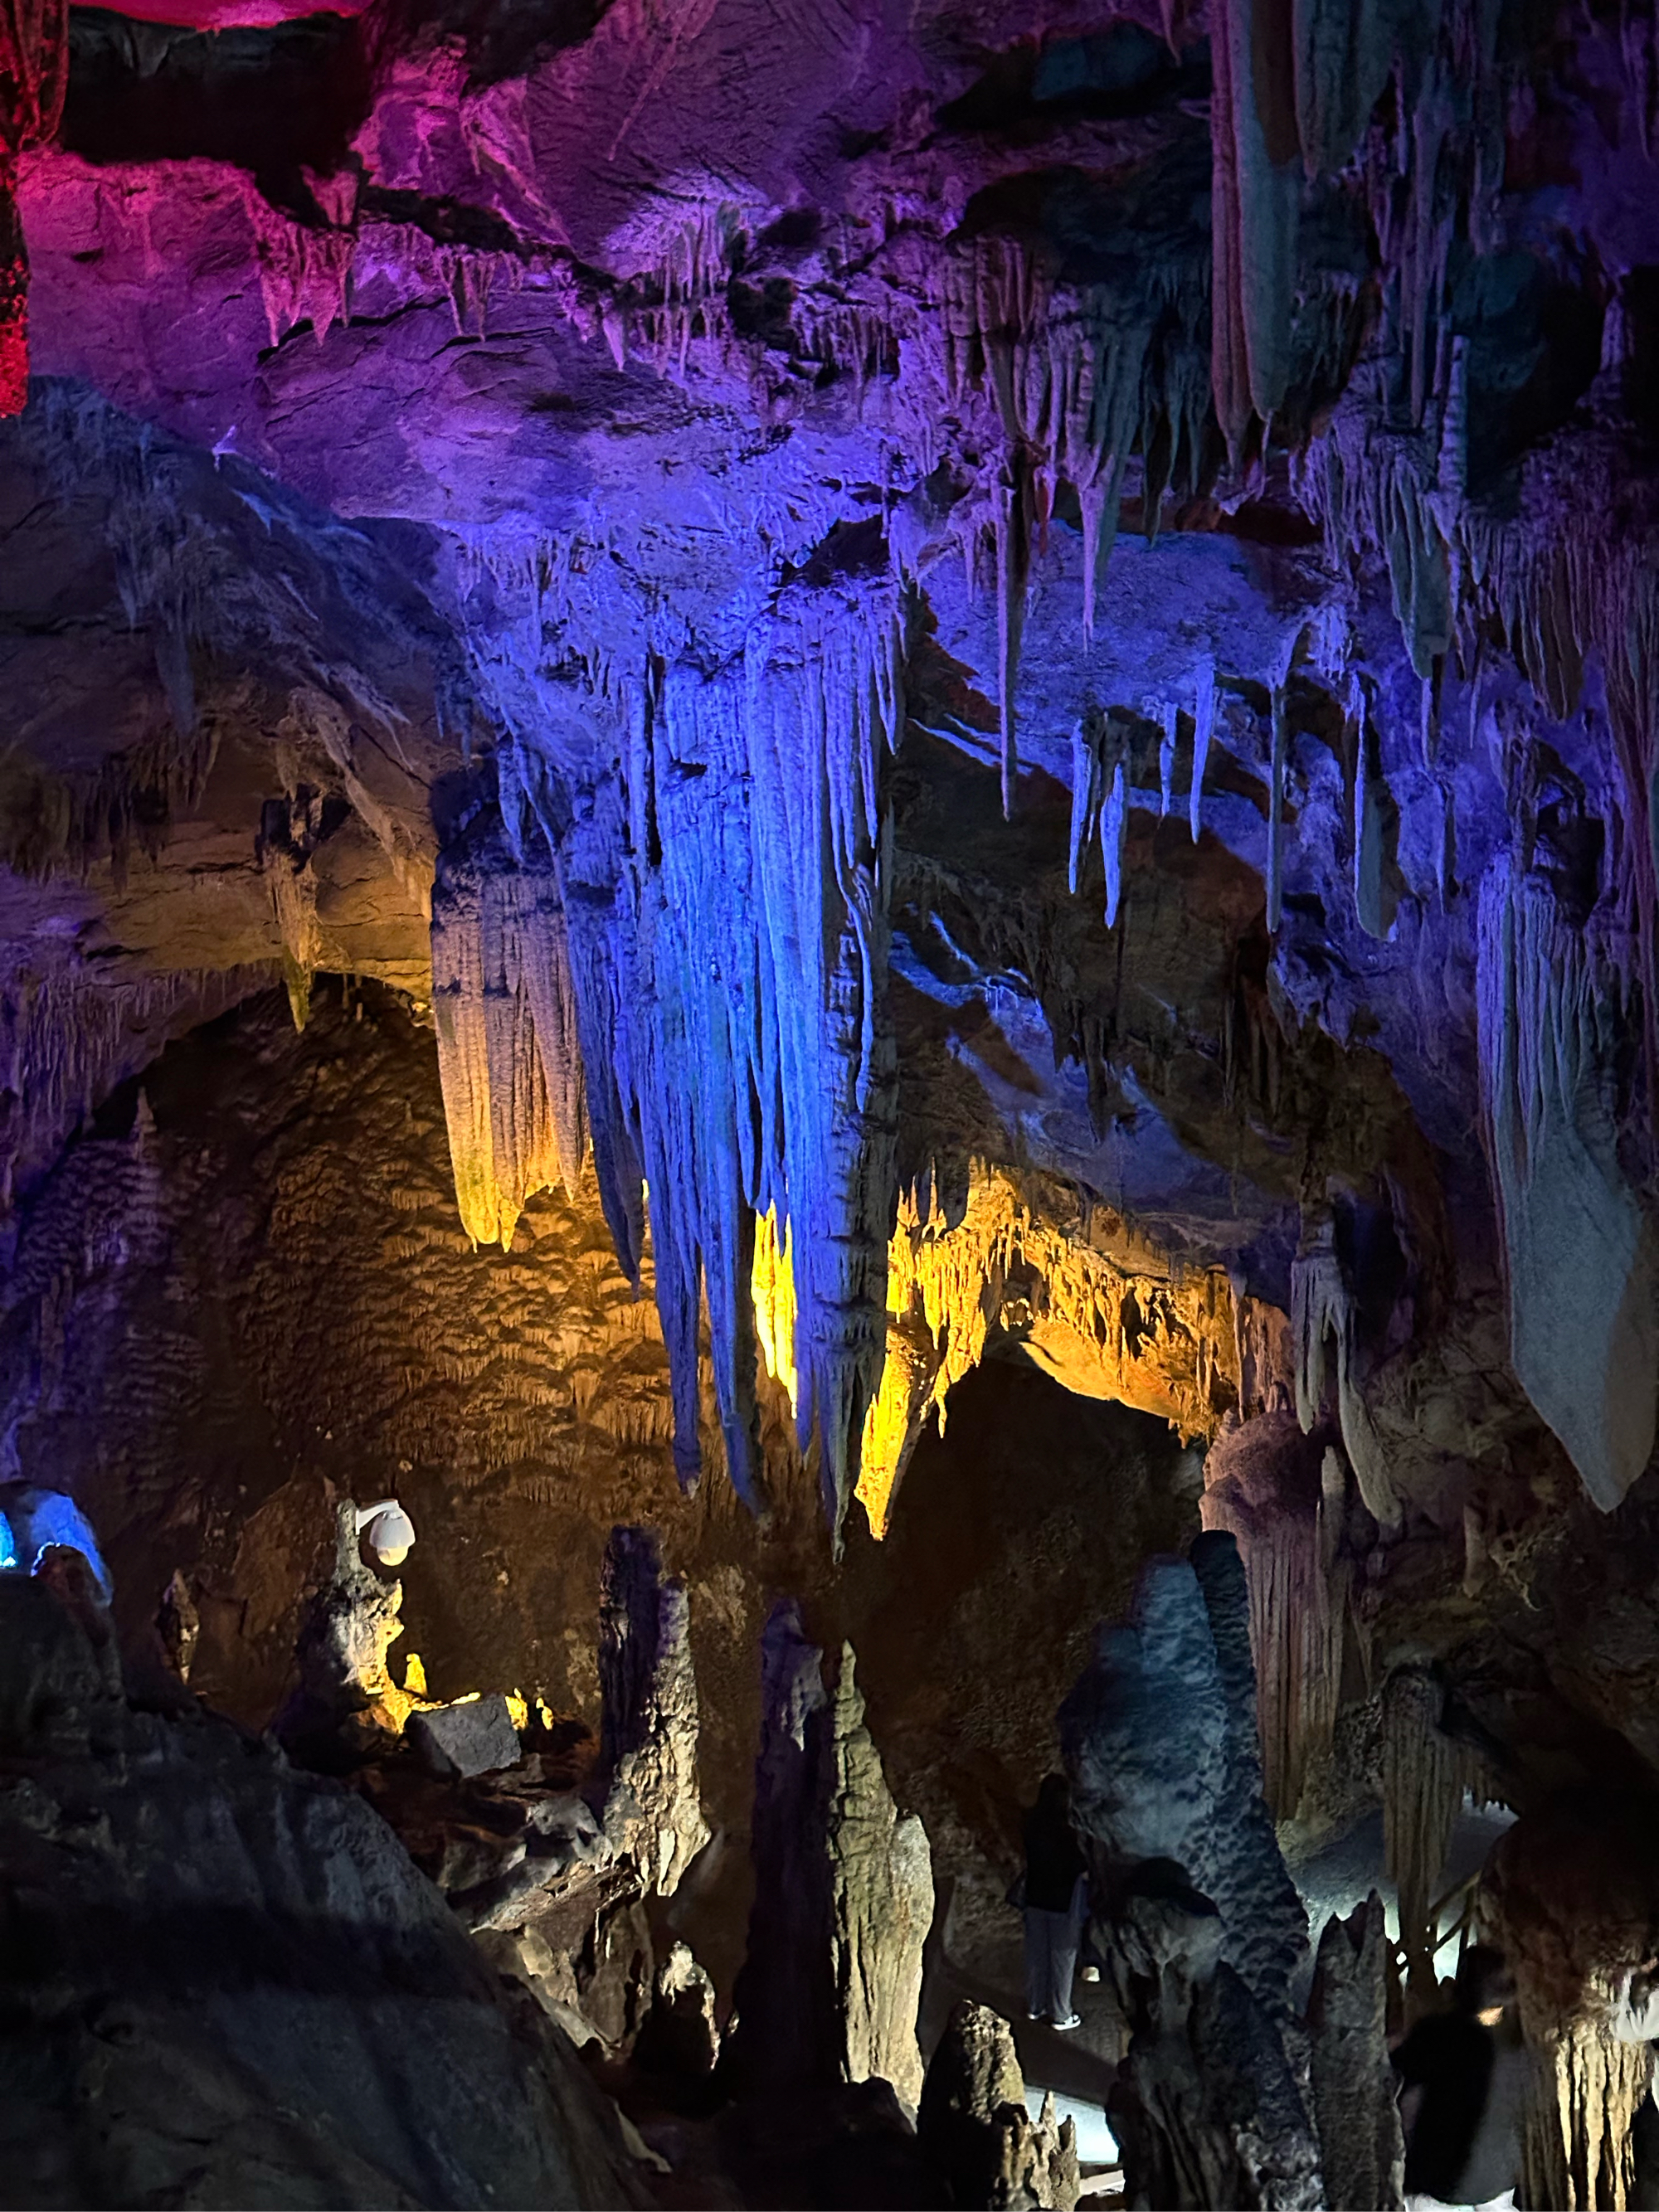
[1047,1918,1080,2025]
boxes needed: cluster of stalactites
[757,1162,1282,1541]
[0,0,67,415]
[939,236,1211,814]
[1066,617,1394,946]
[1210,0,1500,455]
[1068,672,1217,927]
[611,600,904,1527]
[455,598,905,1527]
[1522,2010,1651,2212]
[1202,1440,1353,1823]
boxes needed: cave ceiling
[0,0,1655,1547]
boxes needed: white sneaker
[1053,2013,1082,2031]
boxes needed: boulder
[409,1692,522,1779]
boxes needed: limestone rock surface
[916,1999,1080,2212]
[0,1576,649,2210]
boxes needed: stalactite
[737,606,903,1527]
[255,794,325,1030]
[1291,1218,1398,1528]
[994,469,1027,819]
[1068,716,1102,897]
[431,859,501,1249]
[1351,678,1391,940]
[1381,1666,1472,1997]
[1203,1433,1349,1822]
[1159,702,1178,819]
[1477,858,1657,1511]
[751,1204,798,1413]
[1101,756,1129,929]
[1190,657,1216,843]
[430,853,587,1252]
[1209,0,1301,442]
[941,230,1210,651]
[0,960,267,1213]
[1267,677,1288,931]
[243,182,356,349]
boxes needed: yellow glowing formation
[855,1166,1277,1543]
[752,1205,800,1412]
[757,1168,1285,1544]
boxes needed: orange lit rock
[849,1164,1291,1540]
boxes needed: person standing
[1393,1945,1528,2211]
[1021,1772,1088,2031]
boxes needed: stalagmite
[917,2001,1079,2212]
[726,1605,839,2093]
[825,1647,933,2113]
[1477,859,1657,1511]
[1060,1539,1322,2208]
[596,1527,709,1899]
[1307,1896,1406,2212]
[727,1608,932,2107]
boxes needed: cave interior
[2,0,1659,2202]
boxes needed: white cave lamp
[355,1498,416,1568]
